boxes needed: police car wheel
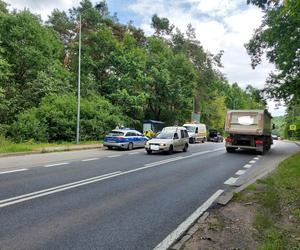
[127,142,133,151]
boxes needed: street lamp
[76,14,82,144]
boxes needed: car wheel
[183,143,188,152]
[168,145,174,154]
[127,142,133,151]
[147,150,152,154]
[107,146,113,150]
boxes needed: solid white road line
[224,177,238,185]
[81,158,99,162]
[107,155,121,158]
[44,162,69,168]
[0,171,121,208]
[0,169,28,175]
[128,152,139,155]
[153,189,224,250]
[145,157,183,167]
[235,170,246,176]
[189,150,212,157]
[249,160,256,164]
[243,164,252,169]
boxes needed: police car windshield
[184,126,195,132]
[156,132,174,139]
[108,131,124,136]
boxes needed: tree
[151,14,174,36]
[246,0,300,102]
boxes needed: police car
[103,129,149,150]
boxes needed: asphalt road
[0,141,298,250]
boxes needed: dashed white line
[249,160,256,164]
[107,155,121,158]
[224,177,238,185]
[0,169,28,175]
[243,164,252,169]
[254,157,260,160]
[154,189,224,250]
[128,152,139,155]
[82,158,99,162]
[235,170,246,176]
[0,171,121,208]
[44,162,69,168]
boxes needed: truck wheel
[226,147,235,153]
[183,143,188,152]
[168,145,174,154]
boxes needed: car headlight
[160,143,166,146]
[146,141,149,145]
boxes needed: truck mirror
[272,124,275,130]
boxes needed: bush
[12,94,129,142]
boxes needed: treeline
[0,0,266,142]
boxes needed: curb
[0,144,103,158]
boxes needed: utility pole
[76,14,82,144]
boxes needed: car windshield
[156,132,174,139]
[108,131,124,136]
[184,126,195,132]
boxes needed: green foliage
[12,94,127,142]
[246,0,300,103]
[0,0,266,142]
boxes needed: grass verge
[0,136,101,154]
[241,152,300,249]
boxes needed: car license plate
[150,145,159,150]
[108,140,115,143]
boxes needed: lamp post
[76,14,82,144]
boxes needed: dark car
[207,130,223,143]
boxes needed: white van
[183,123,207,143]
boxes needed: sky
[5,0,286,116]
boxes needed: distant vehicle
[183,123,207,143]
[104,129,148,150]
[272,134,278,140]
[145,126,189,154]
[143,120,165,138]
[207,129,223,142]
[224,109,273,154]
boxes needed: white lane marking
[210,148,225,152]
[235,170,246,176]
[44,162,69,168]
[0,169,28,175]
[256,155,261,158]
[224,177,238,185]
[189,150,212,157]
[81,158,99,162]
[0,171,121,208]
[153,189,224,250]
[249,160,256,164]
[145,156,183,167]
[0,148,225,208]
[107,155,121,158]
[243,164,252,169]
[254,157,260,160]
[128,152,139,155]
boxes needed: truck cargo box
[225,109,272,136]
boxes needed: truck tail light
[255,140,264,145]
[225,137,233,143]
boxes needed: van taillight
[255,140,264,145]
[225,137,233,143]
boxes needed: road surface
[0,141,298,250]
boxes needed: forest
[0,0,274,142]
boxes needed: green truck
[224,109,273,154]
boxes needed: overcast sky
[5,0,286,116]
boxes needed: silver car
[145,126,189,154]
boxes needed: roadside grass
[251,152,300,249]
[0,136,101,154]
